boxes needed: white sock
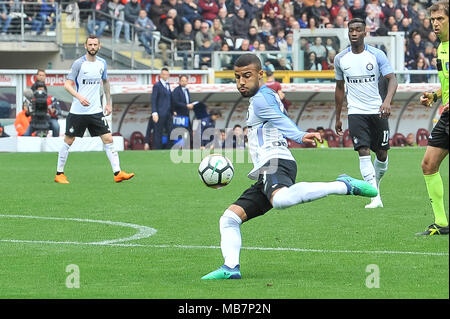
[104,142,121,173]
[220,209,242,269]
[272,181,348,209]
[373,156,388,188]
[360,155,379,201]
[57,142,70,173]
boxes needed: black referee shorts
[233,159,297,221]
[65,112,111,137]
[428,111,449,150]
[348,114,390,152]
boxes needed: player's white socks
[272,182,348,209]
[57,142,70,173]
[373,156,388,188]
[359,156,377,190]
[220,209,242,269]
[104,142,121,173]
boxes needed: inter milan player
[54,35,134,184]
[334,18,398,209]
[201,54,378,280]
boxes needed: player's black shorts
[428,111,449,150]
[233,159,297,221]
[65,112,110,137]
[348,114,390,152]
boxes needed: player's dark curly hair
[429,0,449,17]
[348,18,366,28]
[234,53,262,71]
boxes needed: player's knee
[221,208,244,227]
[376,151,388,162]
[357,147,370,157]
[102,134,114,144]
[421,158,438,175]
[272,187,296,210]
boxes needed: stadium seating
[416,128,430,147]
[342,129,353,148]
[323,129,340,148]
[392,133,407,147]
[130,131,146,150]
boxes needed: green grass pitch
[0,147,448,299]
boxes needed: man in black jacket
[124,0,140,38]
[147,68,174,150]
[172,75,194,146]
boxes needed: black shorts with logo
[233,159,297,221]
[348,114,390,152]
[65,112,110,137]
[428,111,449,150]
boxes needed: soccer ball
[198,154,234,189]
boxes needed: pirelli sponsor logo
[82,78,101,85]
[346,75,376,83]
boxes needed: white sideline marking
[0,215,447,257]
[0,214,157,245]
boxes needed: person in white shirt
[54,35,134,184]
[334,18,398,209]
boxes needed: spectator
[350,0,366,21]
[394,8,404,25]
[365,0,384,23]
[216,7,233,37]
[135,9,157,55]
[198,0,219,23]
[124,0,141,39]
[334,14,345,28]
[405,133,417,147]
[399,17,413,39]
[220,42,233,70]
[0,123,9,137]
[0,2,12,35]
[199,39,214,69]
[248,25,262,44]
[406,33,425,66]
[309,0,330,26]
[177,22,195,68]
[417,14,433,40]
[330,0,352,24]
[195,21,214,50]
[381,0,395,20]
[214,129,226,149]
[263,0,283,19]
[410,56,429,83]
[305,51,322,71]
[246,0,260,22]
[149,0,165,28]
[266,8,285,34]
[159,17,179,65]
[293,0,307,20]
[167,8,184,33]
[108,0,130,43]
[315,126,329,148]
[276,29,287,51]
[265,34,279,51]
[232,8,250,38]
[229,0,246,17]
[366,9,380,35]
[211,17,224,41]
[87,0,109,37]
[163,0,184,16]
[182,0,202,23]
[31,0,57,35]
[384,15,397,31]
[324,49,336,70]
[231,124,245,149]
[298,12,308,28]
[396,0,417,21]
[309,37,327,62]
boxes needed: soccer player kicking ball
[334,18,398,209]
[416,0,449,236]
[54,35,134,184]
[201,54,378,280]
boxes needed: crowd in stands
[70,0,438,78]
[0,0,439,79]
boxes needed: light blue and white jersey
[67,55,108,114]
[334,44,393,115]
[246,85,307,179]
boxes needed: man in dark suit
[171,74,194,147]
[147,67,174,150]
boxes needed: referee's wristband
[432,92,438,102]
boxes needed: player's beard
[239,83,259,98]
[87,48,99,56]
